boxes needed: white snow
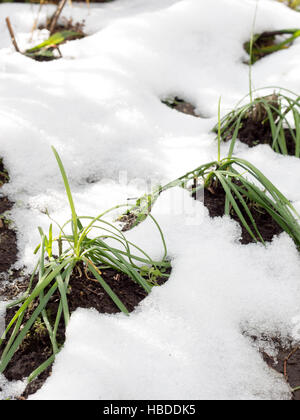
[0,0,300,400]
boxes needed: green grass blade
[0,283,58,373]
[83,257,129,315]
[52,146,78,250]
[28,354,56,383]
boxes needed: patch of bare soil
[195,180,284,244]
[0,160,18,276]
[162,97,204,118]
[224,116,297,156]
[248,334,300,400]
[244,30,299,64]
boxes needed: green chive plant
[125,100,300,247]
[213,88,300,157]
[126,156,300,246]
[0,147,169,382]
[162,156,300,245]
[127,157,300,248]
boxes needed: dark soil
[244,30,296,64]
[0,160,9,187]
[119,212,139,232]
[264,345,300,400]
[225,117,297,156]
[249,335,300,400]
[0,273,30,301]
[0,213,18,274]
[199,180,283,245]
[0,161,18,274]
[244,32,277,63]
[1,263,169,399]
[162,97,201,118]
[39,17,86,38]
[253,33,276,50]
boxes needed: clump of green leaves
[25,30,84,61]
[120,154,300,247]
[244,28,300,64]
[214,88,300,158]
[124,97,300,248]
[0,147,169,382]
[173,157,300,246]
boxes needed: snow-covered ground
[0,0,300,400]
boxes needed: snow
[0,0,299,400]
[0,374,26,400]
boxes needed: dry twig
[5,17,20,53]
[48,0,68,34]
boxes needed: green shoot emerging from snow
[214,88,300,158]
[0,147,169,383]
[175,157,300,246]
[124,96,300,248]
[24,30,84,61]
[244,28,300,64]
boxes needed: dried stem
[48,0,68,35]
[5,17,20,53]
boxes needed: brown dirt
[173,102,198,117]
[0,274,30,301]
[244,30,296,63]
[0,161,18,275]
[227,117,297,156]
[253,33,276,50]
[162,97,201,118]
[264,345,300,400]
[249,334,300,400]
[39,17,86,37]
[0,160,9,187]
[1,263,170,399]
[0,218,18,274]
[198,180,284,244]
[245,33,277,62]
[119,212,139,232]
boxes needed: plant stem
[48,0,68,35]
[249,0,259,103]
[5,17,20,53]
[218,97,222,162]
